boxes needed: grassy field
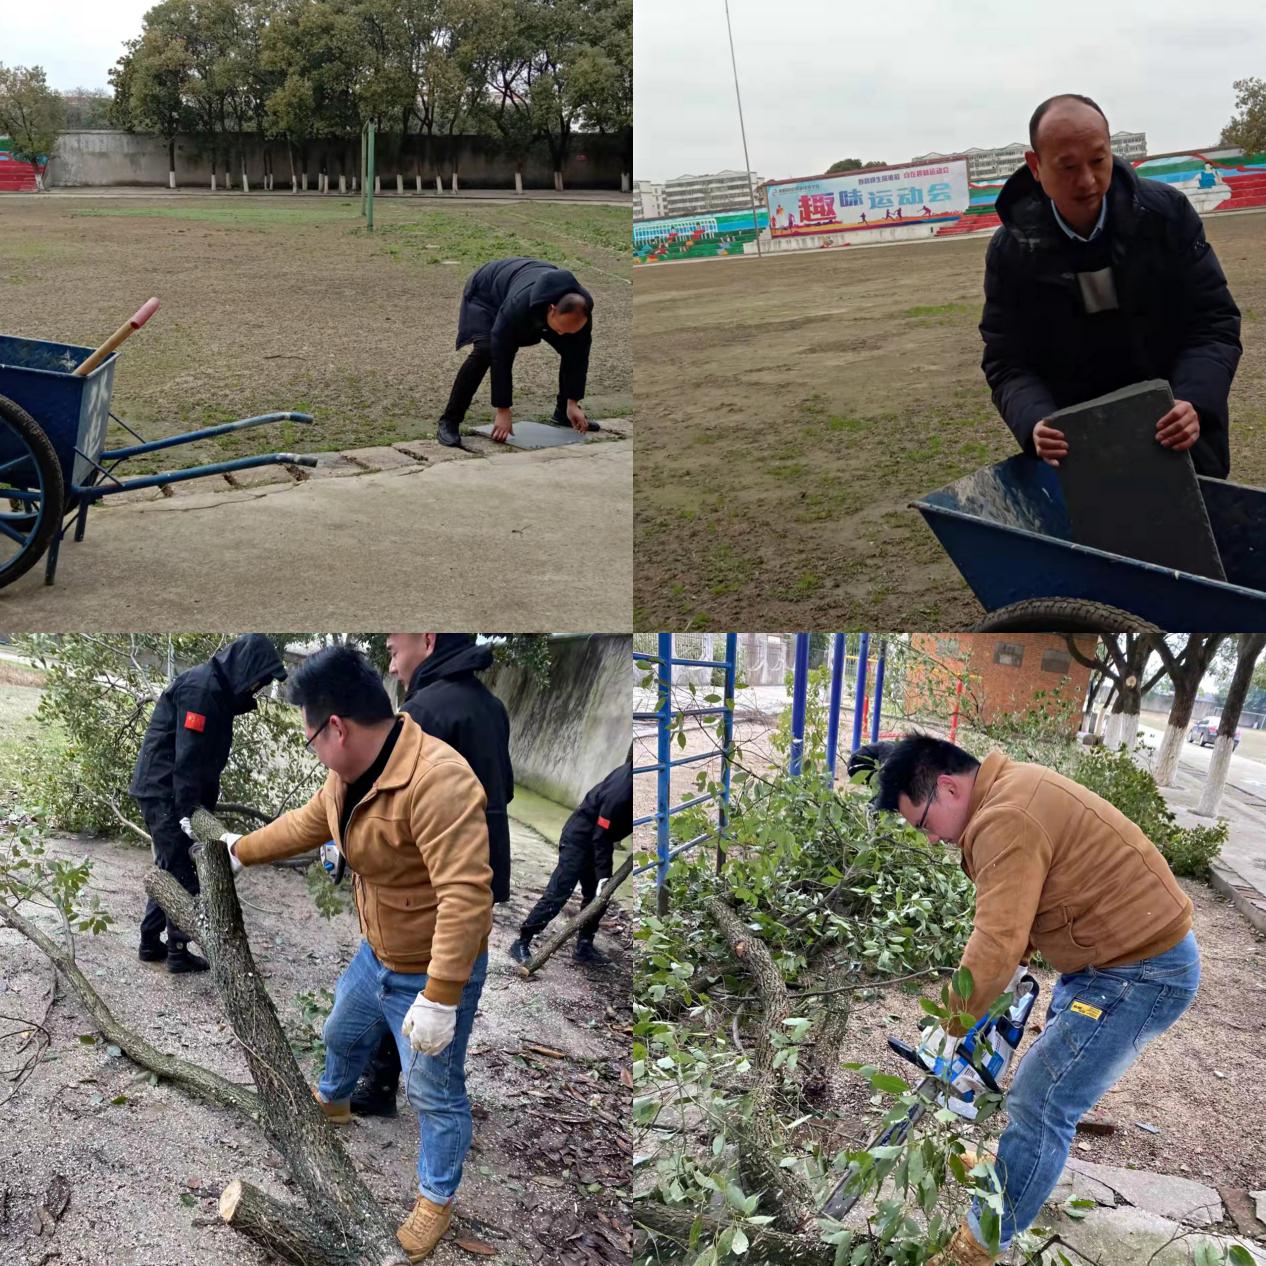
[633,212,1266,630]
[1,196,631,474]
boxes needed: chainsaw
[821,973,1040,1220]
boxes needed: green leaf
[179,1193,196,1207]
[78,1034,97,1045]
[952,966,973,1002]
[1191,1243,1221,1266]
[731,1227,749,1255]
[918,996,943,1015]
[869,1073,910,1095]
[1227,1247,1255,1266]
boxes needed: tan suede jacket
[948,751,1192,1032]
[235,714,493,1005]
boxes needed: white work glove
[1005,964,1026,998]
[402,993,457,1056]
[916,1024,958,1074]
[179,816,196,840]
[222,833,243,875]
[595,878,608,900]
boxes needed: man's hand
[491,407,514,443]
[565,399,590,433]
[402,993,457,1055]
[179,817,196,840]
[1156,399,1200,452]
[1032,419,1069,467]
[222,833,243,875]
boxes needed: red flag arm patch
[597,815,611,830]
[184,711,207,732]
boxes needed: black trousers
[137,798,199,945]
[520,831,600,942]
[439,339,570,424]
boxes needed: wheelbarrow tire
[973,599,1162,635]
[0,392,65,590]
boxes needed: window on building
[994,642,1024,668]
[1041,649,1072,675]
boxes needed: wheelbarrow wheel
[973,599,1162,634]
[0,392,65,590]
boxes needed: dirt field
[632,211,1266,630]
[1,194,631,473]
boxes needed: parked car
[1187,716,1241,750]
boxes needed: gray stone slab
[341,445,417,471]
[1049,1163,1119,1208]
[1254,1190,1266,1224]
[1065,1158,1223,1226]
[302,453,362,479]
[224,464,297,489]
[470,419,589,450]
[1044,1205,1266,1266]
[1051,380,1226,581]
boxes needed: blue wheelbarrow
[0,334,317,588]
[915,455,1266,631]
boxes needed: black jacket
[456,257,593,409]
[400,636,514,903]
[980,157,1241,477]
[128,635,286,818]
[562,759,633,880]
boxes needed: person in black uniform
[128,634,286,973]
[437,256,597,448]
[509,755,632,967]
[346,632,514,1117]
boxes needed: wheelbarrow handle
[73,297,161,377]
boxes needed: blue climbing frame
[633,634,889,912]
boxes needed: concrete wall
[487,634,630,809]
[45,129,629,190]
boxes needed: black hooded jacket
[399,636,514,903]
[456,257,594,409]
[128,635,286,818]
[562,759,633,880]
[980,156,1242,477]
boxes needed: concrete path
[0,431,631,629]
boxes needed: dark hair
[287,646,394,728]
[846,740,897,785]
[1028,94,1109,151]
[554,291,593,316]
[873,734,980,813]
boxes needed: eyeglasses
[305,717,332,750]
[914,787,937,834]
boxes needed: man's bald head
[1028,94,1110,153]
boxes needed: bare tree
[1195,633,1266,817]
[1066,634,1166,750]
[1151,635,1228,786]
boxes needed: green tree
[827,156,884,173]
[0,64,67,190]
[1220,77,1266,157]
[112,28,194,186]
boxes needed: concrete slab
[1041,1204,1266,1266]
[163,473,235,497]
[224,464,297,489]
[1049,1163,1119,1208]
[471,420,589,450]
[390,440,472,466]
[0,442,631,629]
[1254,1190,1266,1224]
[301,452,362,478]
[341,445,418,472]
[1065,1159,1223,1226]
[1052,380,1225,581]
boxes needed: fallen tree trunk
[517,852,633,976]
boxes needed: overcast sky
[5,1,158,90]
[635,0,1266,183]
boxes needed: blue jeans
[968,931,1200,1252]
[318,940,488,1204]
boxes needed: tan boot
[926,1219,997,1266]
[311,1086,351,1125]
[396,1194,453,1262]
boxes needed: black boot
[573,939,609,967]
[508,934,533,965]
[138,936,168,963]
[437,419,463,448]
[350,1073,399,1117]
[166,940,210,973]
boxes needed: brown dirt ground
[0,195,631,474]
[0,815,631,1266]
[632,211,1266,630]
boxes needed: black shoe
[508,935,533,965]
[550,412,600,432]
[350,1076,399,1117]
[166,941,210,973]
[437,420,463,447]
[573,939,609,966]
[138,938,168,963]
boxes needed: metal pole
[789,633,810,776]
[366,123,375,232]
[723,0,763,258]
[870,638,887,742]
[361,125,366,217]
[825,633,846,781]
[851,633,870,753]
[656,633,673,916]
[717,632,738,874]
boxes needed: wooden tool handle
[72,297,161,377]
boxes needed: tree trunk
[168,138,176,189]
[1156,675,1200,786]
[1195,634,1266,816]
[517,853,632,976]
